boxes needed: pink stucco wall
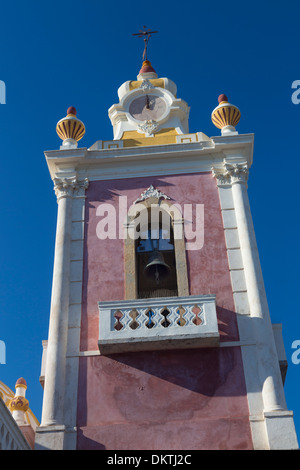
[77,172,253,450]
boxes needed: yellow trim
[0,381,14,397]
[121,128,179,148]
[27,407,40,427]
[129,78,165,91]
[9,396,29,412]
[15,383,27,390]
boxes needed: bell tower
[35,52,298,450]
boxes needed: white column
[226,163,286,412]
[41,176,77,427]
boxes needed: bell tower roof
[137,59,158,80]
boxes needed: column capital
[212,162,249,186]
[53,176,89,201]
[225,162,249,184]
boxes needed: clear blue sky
[1,0,300,442]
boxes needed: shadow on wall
[76,345,251,450]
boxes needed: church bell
[144,250,171,285]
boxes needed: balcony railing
[98,295,219,354]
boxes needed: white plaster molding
[44,134,254,183]
[137,119,159,136]
[225,162,249,184]
[212,161,249,186]
[139,79,155,91]
[53,176,89,201]
[133,184,171,204]
[211,168,231,186]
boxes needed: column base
[250,410,298,450]
[264,410,299,450]
[34,425,77,450]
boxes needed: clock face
[129,94,167,121]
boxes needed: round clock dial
[129,94,167,121]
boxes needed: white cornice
[44,133,254,182]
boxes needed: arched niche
[124,197,189,300]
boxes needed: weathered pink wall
[77,172,252,450]
[77,348,252,450]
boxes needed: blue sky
[1,0,300,442]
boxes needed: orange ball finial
[218,94,228,103]
[56,107,85,144]
[67,106,77,116]
[211,94,241,132]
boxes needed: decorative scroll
[8,396,29,413]
[139,79,155,91]
[53,176,89,201]
[225,163,249,184]
[137,119,159,137]
[212,162,249,185]
[133,184,171,204]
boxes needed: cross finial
[132,26,158,61]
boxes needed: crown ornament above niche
[134,185,171,204]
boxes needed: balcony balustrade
[98,295,219,354]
